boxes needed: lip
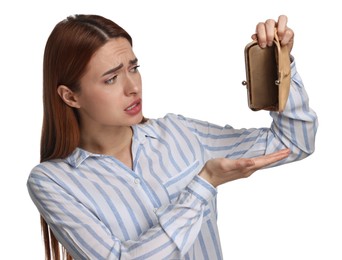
[124,98,142,115]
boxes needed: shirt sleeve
[178,58,318,165]
[27,169,217,260]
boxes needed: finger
[277,15,288,40]
[255,22,267,48]
[265,19,276,46]
[235,158,255,169]
[280,28,294,46]
[216,157,253,172]
[252,148,290,169]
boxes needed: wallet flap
[273,32,291,112]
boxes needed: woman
[27,14,317,259]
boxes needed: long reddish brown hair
[40,14,132,260]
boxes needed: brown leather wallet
[242,30,291,112]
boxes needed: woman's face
[76,37,143,130]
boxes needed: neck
[80,125,133,159]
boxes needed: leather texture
[243,29,291,112]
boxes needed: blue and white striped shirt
[27,60,318,259]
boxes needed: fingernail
[260,43,266,48]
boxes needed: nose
[123,73,141,96]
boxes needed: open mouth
[124,99,142,114]
[126,102,139,111]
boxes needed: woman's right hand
[199,149,290,187]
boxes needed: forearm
[120,176,216,259]
[268,58,318,162]
[28,172,216,259]
[180,58,317,165]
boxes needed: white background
[1,0,341,259]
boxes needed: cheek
[80,91,122,116]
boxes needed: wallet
[242,29,291,112]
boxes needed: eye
[105,75,117,85]
[130,65,140,73]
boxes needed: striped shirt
[27,60,318,259]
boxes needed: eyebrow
[101,58,138,77]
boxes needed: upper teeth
[127,104,136,111]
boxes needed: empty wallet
[242,29,291,112]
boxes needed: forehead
[88,38,134,68]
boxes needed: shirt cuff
[186,175,217,205]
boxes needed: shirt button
[134,178,140,184]
[153,208,158,213]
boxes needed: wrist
[199,170,218,188]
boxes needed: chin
[129,113,145,125]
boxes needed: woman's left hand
[252,15,294,53]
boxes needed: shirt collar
[132,121,158,144]
[65,122,158,168]
[65,147,100,168]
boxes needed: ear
[57,85,81,108]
